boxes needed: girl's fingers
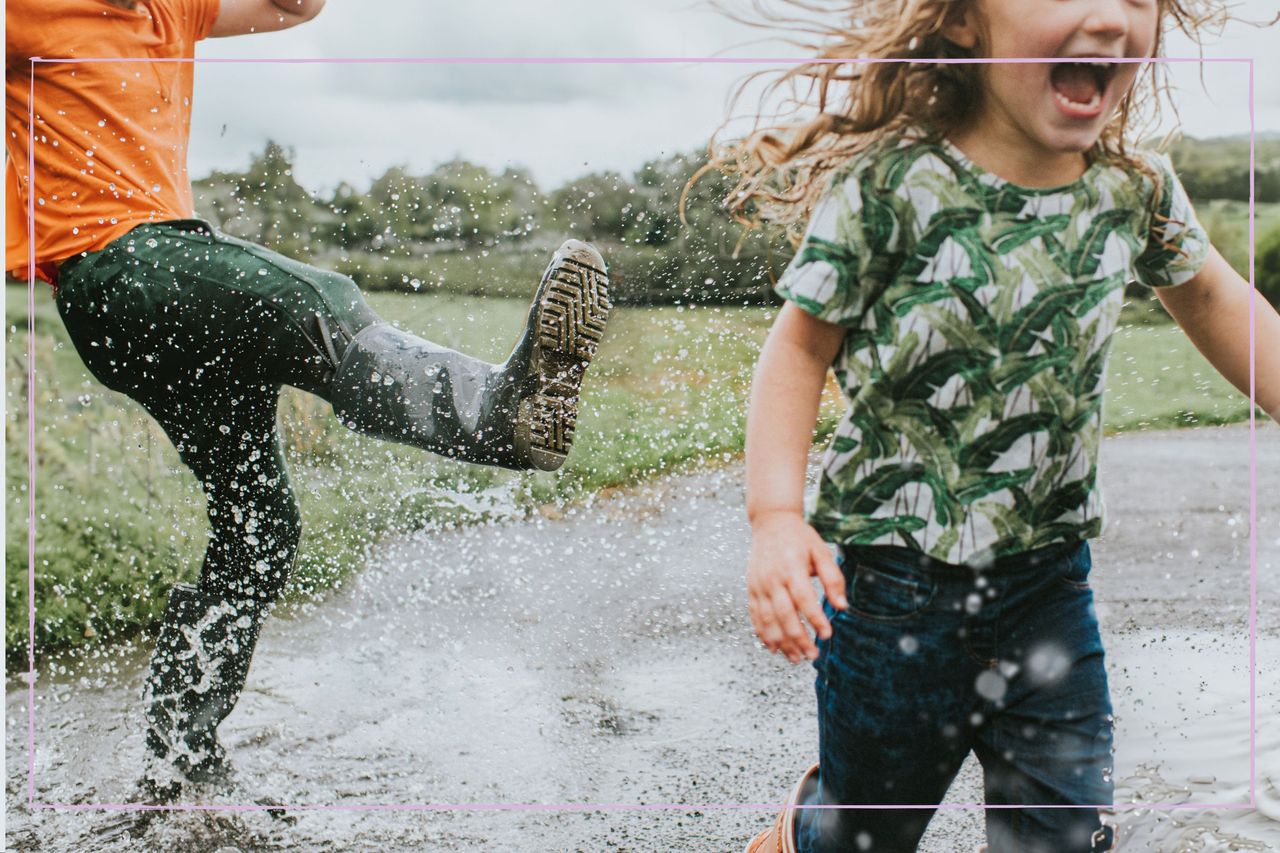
[753,576,802,659]
[750,593,783,652]
[813,546,848,610]
[789,572,831,643]
[769,583,812,663]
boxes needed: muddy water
[6,425,1278,851]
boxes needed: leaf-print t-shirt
[776,130,1209,567]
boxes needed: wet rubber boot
[744,763,818,853]
[143,583,266,795]
[329,239,610,471]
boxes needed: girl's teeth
[1055,90,1101,111]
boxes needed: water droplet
[898,634,919,655]
[975,669,1007,701]
[1027,643,1071,684]
[965,592,982,614]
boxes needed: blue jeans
[795,541,1115,853]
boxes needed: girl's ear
[941,4,980,50]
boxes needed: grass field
[4,283,1261,663]
[1197,200,1280,281]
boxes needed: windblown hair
[707,0,1248,243]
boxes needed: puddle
[1107,630,1280,851]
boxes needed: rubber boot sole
[516,239,611,471]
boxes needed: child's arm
[210,0,326,37]
[746,303,849,664]
[1154,247,1280,424]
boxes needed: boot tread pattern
[526,256,611,464]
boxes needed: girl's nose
[1081,0,1130,40]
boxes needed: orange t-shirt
[5,0,220,283]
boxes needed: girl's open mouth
[1049,61,1118,117]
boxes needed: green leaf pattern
[775,132,1209,566]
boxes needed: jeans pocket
[1057,558,1093,591]
[848,560,935,622]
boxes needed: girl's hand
[747,511,848,664]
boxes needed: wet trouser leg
[136,384,297,777]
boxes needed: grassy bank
[5,285,803,663]
[4,285,1259,665]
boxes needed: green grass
[4,283,1260,665]
[1197,200,1280,282]
[1105,322,1257,431]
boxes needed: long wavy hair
[706,0,1253,244]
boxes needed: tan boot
[744,763,819,853]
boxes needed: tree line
[191,136,1280,308]
[192,141,790,305]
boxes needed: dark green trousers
[56,220,382,604]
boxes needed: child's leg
[188,223,609,471]
[971,544,1114,853]
[139,383,298,782]
[794,549,978,853]
[63,219,609,471]
[56,246,306,782]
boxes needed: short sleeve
[151,0,222,45]
[775,169,893,326]
[1133,151,1210,288]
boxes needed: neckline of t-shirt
[927,131,1108,196]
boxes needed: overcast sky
[188,0,1280,194]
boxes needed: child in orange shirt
[7,0,610,798]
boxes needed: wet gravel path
[7,424,1279,851]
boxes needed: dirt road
[7,424,1278,851]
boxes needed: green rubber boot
[143,583,265,797]
[330,240,610,471]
